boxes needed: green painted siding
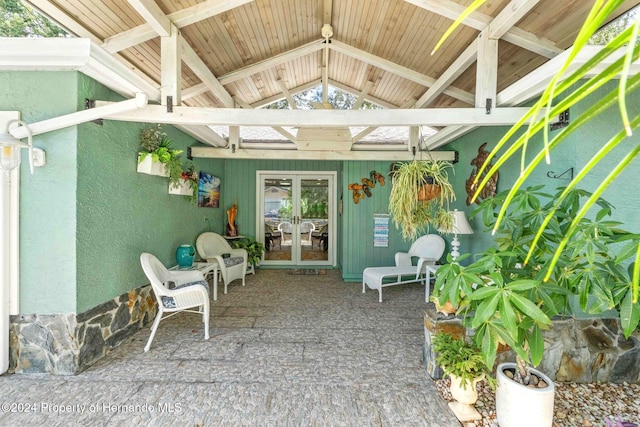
[341,161,413,280]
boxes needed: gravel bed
[435,378,640,427]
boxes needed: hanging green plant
[388,159,456,240]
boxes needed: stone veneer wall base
[9,285,157,375]
[423,304,640,384]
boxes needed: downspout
[1,112,19,375]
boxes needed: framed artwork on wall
[198,172,221,208]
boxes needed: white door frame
[256,170,337,267]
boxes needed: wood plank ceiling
[23,0,639,158]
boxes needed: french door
[257,171,336,266]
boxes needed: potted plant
[137,124,183,183]
[388,159,455,240]
[434,186,640,427]
[230,237,266,273]
[431,332,493,422]
[169,162,198,203]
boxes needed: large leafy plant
[434,186,640,384]
[434,1,640,301]
[231,237,266,267]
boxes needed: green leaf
[510,293,552,326]
[529,325,544,367]
[471,291,501,328]
[469,285,500,300]
[620,288,640,338]
[500,293,518,339]
[505,279,540,291]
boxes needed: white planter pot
[496,363,555,427]
[449,374,480,405]
[168,178,194,196]
[137,153,169,177]
[448,374,482,422]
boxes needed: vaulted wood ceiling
[20,0,639,159]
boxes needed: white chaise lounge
[362,234,445,302]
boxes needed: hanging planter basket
[418,181,441,201]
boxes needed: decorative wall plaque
[466,143,499,205]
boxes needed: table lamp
[443,209,474,261]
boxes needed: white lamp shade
[446,209,474,235]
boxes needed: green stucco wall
[75,74,225,313]
[1,71,226,314]
[0,71,79,314]
[445,79,640,258]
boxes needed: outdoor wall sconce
[0,120,34,173]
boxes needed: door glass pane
[301,179,329,262]
[263,178,292,261]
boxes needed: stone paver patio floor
[0,269,459,426]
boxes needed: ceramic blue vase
[176,244,195,268]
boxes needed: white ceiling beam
[181,37,234,107]
[174,124,228,147]
[122,0,233,108]
[102,0,255,53]
[424,125,475,149]
[487,0,542,40]
[218,39,325,85]
[182,83,209,101]
[329,40,474,105]
[190,146,457,161]
[251,79,322,108]
[403,0,562,58]
[127,0,172,37]
[351,127,377,143]
[328,79,398,109]
[415,39,478,108]
[102,104,532,127]
[10,93,148,139]
[234,97,297,141]
[161,24,181,105]
[475,31,497,108]
[353,81,374,110]
[351,99,417,143]
[276,80,298,109]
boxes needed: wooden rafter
[234,97,297,142]
[329,40,474,105]
[102,0,255,53]
[403,0,562,58]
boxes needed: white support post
[161,24,181,107]
[475,31,498,109]
[0,111,20,375]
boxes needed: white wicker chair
[195,232,248,294]
[140,253,210,352]
[277,221,293,246]
[300,221,315,246]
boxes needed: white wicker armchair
[140,253,210,352]
[195,232,248,294]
